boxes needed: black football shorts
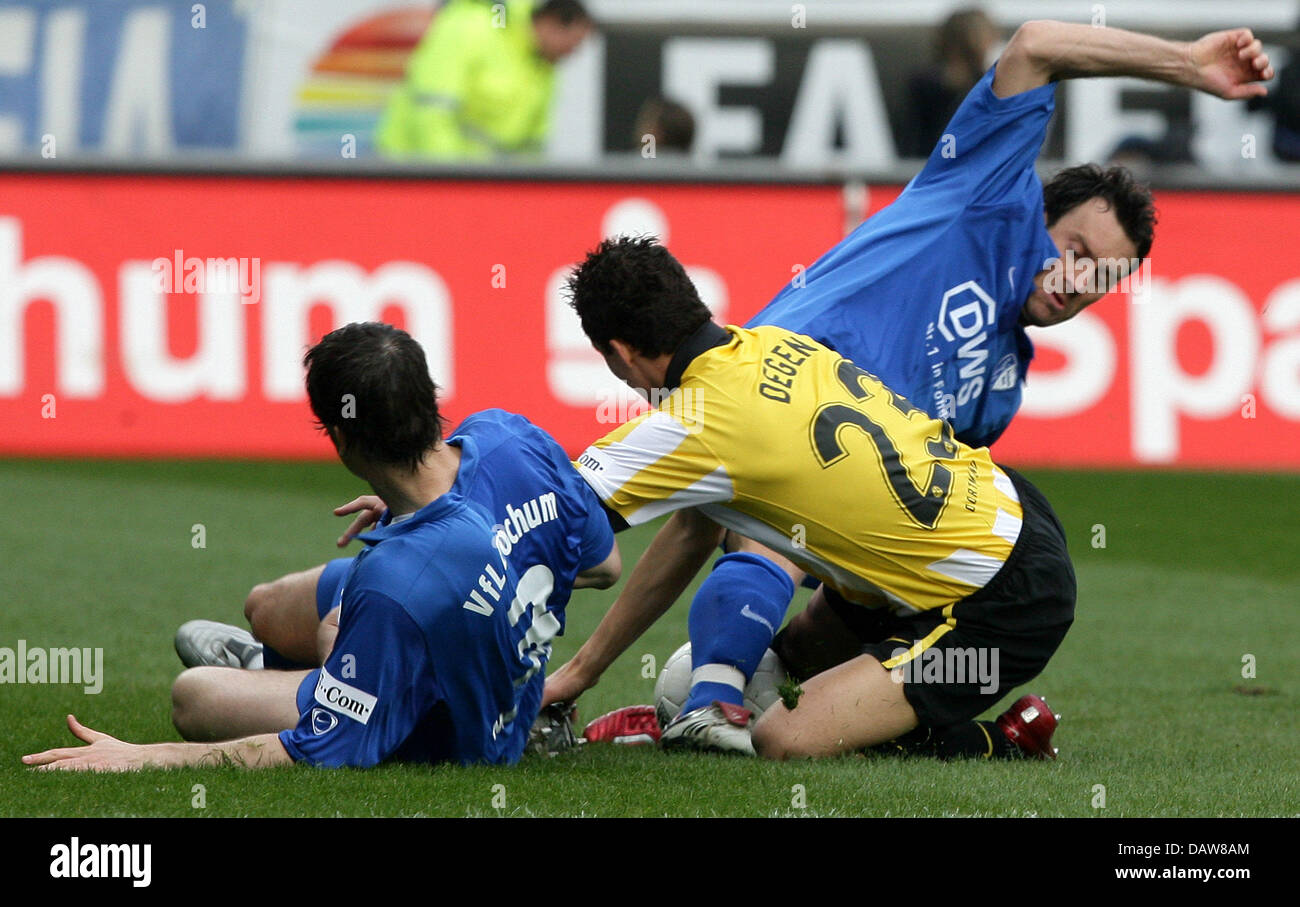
[816,466,1076,729]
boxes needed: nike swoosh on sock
[740,604,775,634]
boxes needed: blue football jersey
[748,67,1059,448]
[279,409,615,768]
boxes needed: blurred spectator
[900,8,1001,158]
[376,0,593,159]
[1105,130,1194,183]
[1247,19,1300,161]
[633,97,696,155]
[1105,136,1163,183]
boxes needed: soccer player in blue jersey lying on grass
[23,323,619,771]
[556,20,1274,757]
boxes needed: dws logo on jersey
[936,281,998,410]
[313,667,377,725]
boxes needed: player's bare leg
[317,605,340,665]
[772,587,870,679]
[244,565,328,665]
[765,587,1062,761]
[751,651,918,760]
[723,532,805,585]
[171,666,309,741]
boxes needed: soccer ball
[653,641,788,728]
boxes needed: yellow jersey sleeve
[575,403,732,527]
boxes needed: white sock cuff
[690,663,746,691]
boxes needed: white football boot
[659,701,756,756]
[174,620,265,669]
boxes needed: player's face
[601,340,674,402]
[533,19,591,63]
[1023,198,1140,328]
[602,345,631,383]
[600,343,651,398]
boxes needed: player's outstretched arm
[542,508,723,706]
[573,541,622,590]
[993,20,1273,99]
[22,714,293,772]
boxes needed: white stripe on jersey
[576,412,688,501]
[577,412,733,526]
[992,508,1023,546]
[628,466,733,525]
[926,548,1006,587]
[991,467,1019,502]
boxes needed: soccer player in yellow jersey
[545,237,1076,760]
[562,21,1273,758]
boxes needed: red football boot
[995,694,1061,760]
[582,705,662,745]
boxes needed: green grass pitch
[1,459,1296,817]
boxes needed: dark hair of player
[1044,163,1157,260]
[304,322,444,472]
[566,236,713,357]
[533,0,591,26]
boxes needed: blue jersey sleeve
[574,479,615,571]
[910,65,1056,207]
[279,589,437,768]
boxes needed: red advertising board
[1,172,1298,467]
[0,174,842,459]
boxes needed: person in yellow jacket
[377,0,592,158]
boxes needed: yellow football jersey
[575,323,1025,614]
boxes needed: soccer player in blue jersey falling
[23,323,619,771]
[555,19,1273,756]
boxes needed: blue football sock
[680,552,795,715]
[261,644,310,671]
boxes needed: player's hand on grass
[1187,29,1273,99]
[542,659,595,708]
[334,495,387,546]
[22,715,147,772]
